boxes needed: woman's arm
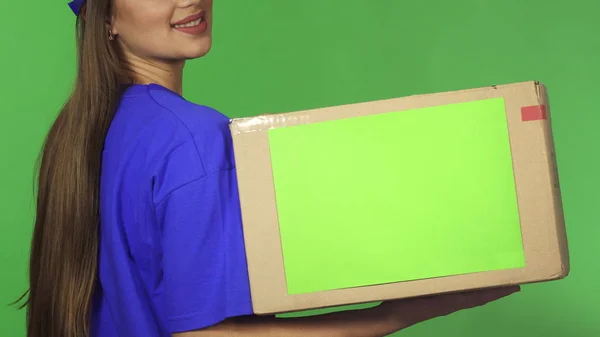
[174,286,520,337]
[182,307,399,337]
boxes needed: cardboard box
[230,81,570,315]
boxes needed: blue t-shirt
[91,83,254,336]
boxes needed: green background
[269,98,525,294]
[0,0,597,336]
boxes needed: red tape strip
[521,105,547,121]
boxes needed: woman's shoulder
[113,84,233,151]
[120,83,230,130]
[108,84,236,181]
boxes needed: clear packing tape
[229,81,549,135]
[229,112,313,135]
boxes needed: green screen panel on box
[267,97,526,295]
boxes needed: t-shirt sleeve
[154,168,254,333]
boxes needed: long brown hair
[19,1,128,336]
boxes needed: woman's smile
[171,11,208,35]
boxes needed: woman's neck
[122,53,185,95]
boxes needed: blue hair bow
[68,0,86,15]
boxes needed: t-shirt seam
[167,298,253,322]
[153,167,236,206]
[145,86,207,175]
[121,93,148,98]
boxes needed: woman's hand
[175,286,520,337]
[377,286,521,331]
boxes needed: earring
[108,30,115,41]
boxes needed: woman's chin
[185,38,213,60]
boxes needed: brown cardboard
[229,81,570,315]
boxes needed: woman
[22,0,519,336]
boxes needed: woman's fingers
[381,286,521,327]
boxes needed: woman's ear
[107,15,118,36]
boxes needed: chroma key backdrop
[0,1,598,336]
